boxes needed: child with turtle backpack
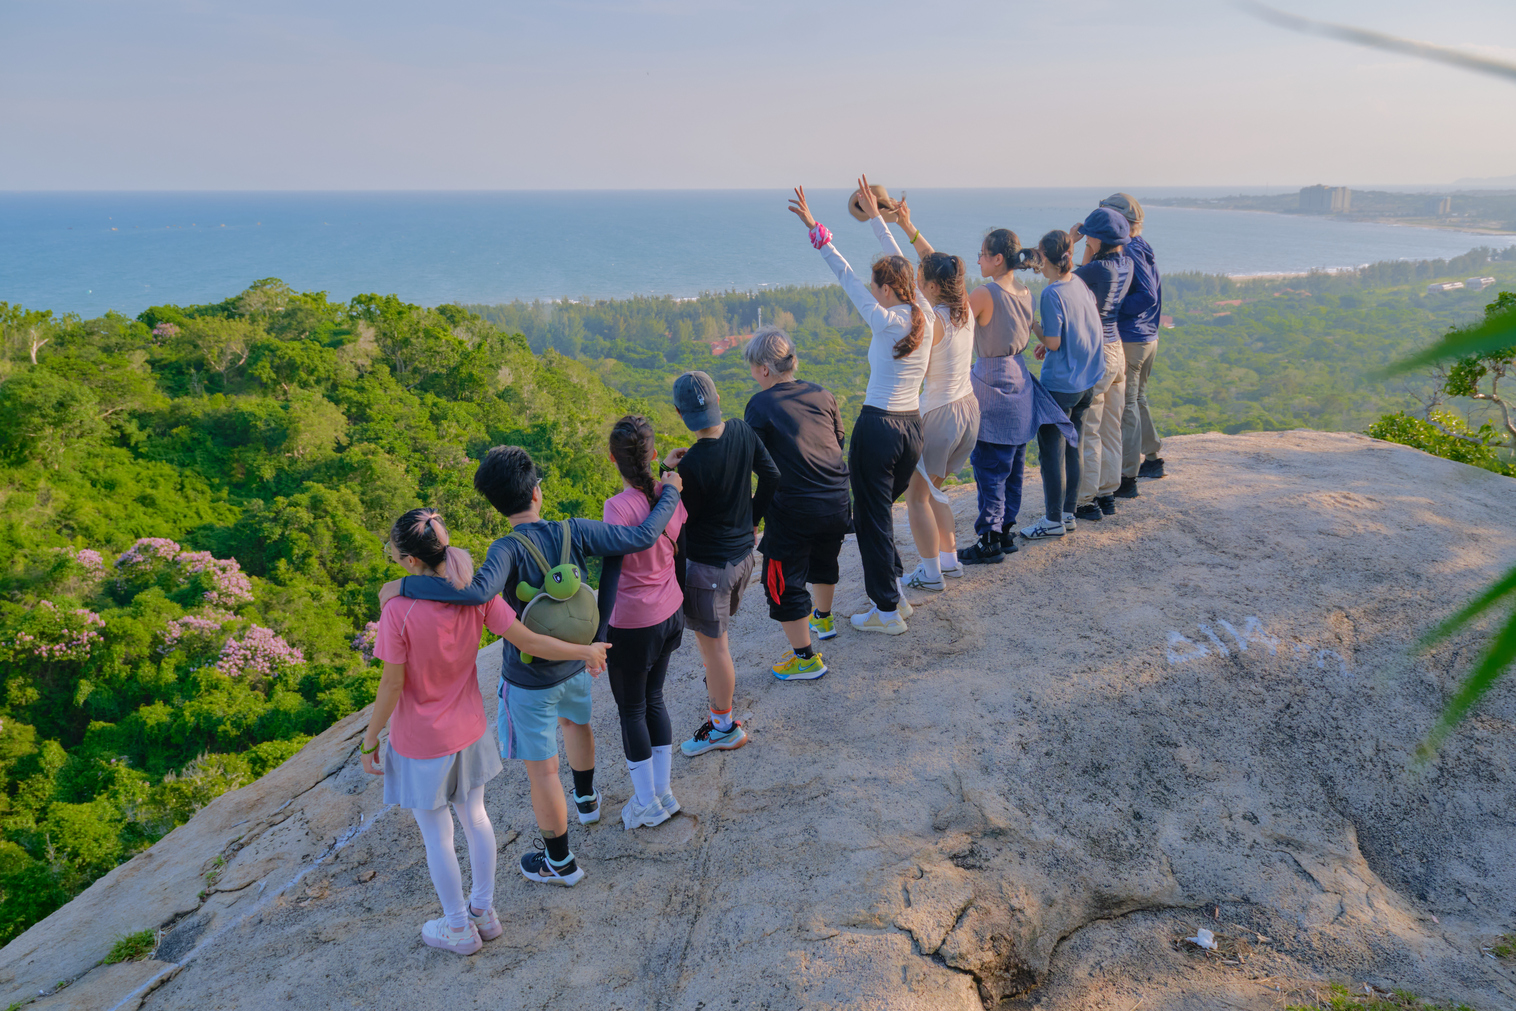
[664,370,780,754]
[361,508,612,954]
[742,327,850,681]
[600,414,689,828]
[378,446,683,887]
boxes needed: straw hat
[848,184,900,223]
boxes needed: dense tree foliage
[0,285,672,942]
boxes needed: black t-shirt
[744,381,850,521]
[677,418,780,566]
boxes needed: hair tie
[809,222,832,250]
[428,515,447,546]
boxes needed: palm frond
[1417,608,1516,761]
[1418,563,1516,648]
[1384,315,1516,376]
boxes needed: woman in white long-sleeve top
[789,181,931,636]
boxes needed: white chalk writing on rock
[1165,616,1349,675]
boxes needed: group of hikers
[356,180,1167,954]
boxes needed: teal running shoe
[680,719,747,757]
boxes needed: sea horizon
[4,188,1512,318]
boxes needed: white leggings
[410,785,496,930]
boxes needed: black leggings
[848,406,923,611]
[605,611,683,763]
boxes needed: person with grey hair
[743,326,851,681]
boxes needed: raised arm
[892,197,936,257]
[397,536,514,606]
[790,184,891,332]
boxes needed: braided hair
[871,254,925,359]
[608,414,659,508]
[389,508,474,590]
[920,252,969,327]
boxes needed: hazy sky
[4,0,1515,190]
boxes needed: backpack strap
[558,519,573,566]
[507,529,553,580]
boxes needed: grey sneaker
[904,563,945,592]
[1019,517,1066,540]
[659,790,681,815]
[621,794,671,830]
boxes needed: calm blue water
[2,189,1511,318]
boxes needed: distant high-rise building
[1426,196,1452,217]
[1299,185,1352,214]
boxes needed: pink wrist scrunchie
[808,222,832,250]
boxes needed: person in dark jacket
[1070,207,1136,499]
[742,326,850,682]
[1100,192,1166,482]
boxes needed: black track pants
[848,406,923,611]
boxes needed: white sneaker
[421,917,482,955]
[904,563,945,592]
[659,790,681,815]
[894,594,914,618]
[1019,517,1066,540]
[941,562,965,579]
[621,794,671,830]
[850,607,908,635]
[1063,512,1077,531]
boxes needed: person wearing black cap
[664,370,780,757]
[1099,193,1166,484]
[1069,207,1135,503]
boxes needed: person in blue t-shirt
[1099,193,1167,484]
[1022,230,1103,541]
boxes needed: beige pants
[1077,342,1128,505]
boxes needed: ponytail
[921,252,969,327]
[983,228,1041,275]
[1038,230,1075,274]
[390,508,474,590]
[872,255,926,359]
[608,414,660,509]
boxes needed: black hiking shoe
[1115,476,1139,499]
[959,531,1005,565]
[998,527,1020,554]
[1138,457,1166,479]
[1096,495,1117,516]
[1074,503,1103,523]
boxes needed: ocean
[2,189,1511,318]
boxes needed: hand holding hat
[849,176,899,223]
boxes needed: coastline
[1148,201,1515,236]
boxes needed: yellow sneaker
[771,650,828,681]
[808,611,837,640]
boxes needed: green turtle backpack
[508,520,599,663]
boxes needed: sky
[3,0,1515,191]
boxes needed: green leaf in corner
[1383,313,1516,375]
[1417,563,1516,648]
[1417,605,1516,762]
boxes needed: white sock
[651,745,672,797]
[879,608,899,622]
[922,556,942,581]
[627,758,656,807]
[940,550,958,570]
[898,577,908,596]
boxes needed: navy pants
[969,440,1027,537]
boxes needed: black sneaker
[997,527,1019,554]
[1138,457,1166,479]
[1114,476,1139,499]
[520,845,585,886]
[1096,495,1117,516]
[574,789,601,825]
[959,531,1004,565]
[1074,503,1103,523]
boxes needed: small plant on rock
[103,929,157,964]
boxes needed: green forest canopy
[0,244,1511,944]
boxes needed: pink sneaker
[421,917,482,955]
[469,906,502,941]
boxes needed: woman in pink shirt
[360,509,609,956]
[601,415,689,831]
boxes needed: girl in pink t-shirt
[602,415,688,831]
[360,509,609,956]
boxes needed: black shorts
[764,521,848,624]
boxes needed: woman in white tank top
[874,198,980,592]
